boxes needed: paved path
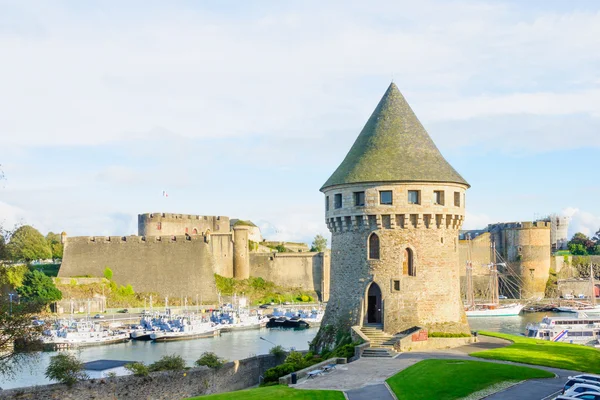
[291,336,581,399]
[346,384,395,400]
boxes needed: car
[556,393,600,400]
[570,375,600,384]
[259,304,270,309]
[141,310,152,315]
[498,295,507,299]
[563,379,600,394]
[565,383,600,397]
[93,314,105,319]
[117,309,129,313]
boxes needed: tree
[45,353,88,386]
[149,354,186,372]
[0,234,6,260]
[568,232,597,255]
[195,352,226,369]
[0,301,45,377]
[17,269,62,305]
[310,234,328,252]
[568,243,588,255]
[45,232,64,260]
[6,226,52,262]
[103,267,113,280]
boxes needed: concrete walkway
[290,336,581,399]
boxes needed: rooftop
[83,360,134,371]
[321,82,469,190]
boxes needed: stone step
[362,348,395,358]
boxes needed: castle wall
[210,233,234,277]
[58,235,219,301]
[233,226,250,279]
[138,213,230,236]
[458,233,492,299]
[249,252,330,301]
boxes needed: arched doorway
[366,282,382,324]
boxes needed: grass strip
[186,385,344,400]
[386,359,553,400]
[473,331,600,373]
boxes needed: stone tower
[314,83,471,349]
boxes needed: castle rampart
[138,213,230,237]
[59,234,220,301]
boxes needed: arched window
[403,248,415,276]
[368,233,380,260]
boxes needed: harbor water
[0,312,560,389]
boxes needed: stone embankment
[0,354,280,400]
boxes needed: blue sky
[1,0,600,244]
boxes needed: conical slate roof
[321,83,469,190]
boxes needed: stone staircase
[360,324,397,358]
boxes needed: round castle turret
[314,83,471,348]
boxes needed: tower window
[403,248,415,276]
[454,192,461,207]
[157,222,162,230]
[368,233,380,260]
[334,194,342,209]
[408,190,420,204]
[354,191,365,206]
[326,196,330,211]
[380,191,393,205]
[392,280,400,292]
[434,191,444,205]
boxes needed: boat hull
[466,304,524,317]
[151,329,219,342]
[43,334,130,350]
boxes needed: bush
[195,352,226,369]
[330,343,357,359]
[103,267,113,280]
[269,345,286,358]
[149,355,186,372]
[125,362,149,376]
[263,363,296,383]
[284,351,305,366]
[45,353,88,386]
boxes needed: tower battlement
[138,213,230,236]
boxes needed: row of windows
[326,190,462,210]
[368,233,416,276]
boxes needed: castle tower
[233,225,250,279]
[314,83,471,348]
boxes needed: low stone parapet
[279,357,347,385]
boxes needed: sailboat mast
[491,242,499,305]
[591,264,597,307]
[466,234,475,309]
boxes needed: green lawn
[386,359,553,400]
[473,331,600,373]
[186,386,344,400]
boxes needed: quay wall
[58,235,220,301]
[0,354,280,400]
[249,251,330,301]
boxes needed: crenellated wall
[138,213,230,237]
[58,234,220,301]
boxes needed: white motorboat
[466,303,525,317]
[42,320,130,349]
[526,313,600,345]
[150,318,219,342]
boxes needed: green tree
[310,234,328,252]
[568,232,596,254]
[0,234,6,260]
[195,352,226,369]
[103,267,113,280]
[568,243,588,256]
[45,353,88,386]
[17,269,62,305]
[6,226,52,262]
[45,232,64,260]
[0,301,45,377]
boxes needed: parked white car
[556,393,600,400]
[570,375,600,385]
[565,383,600,397]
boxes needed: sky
[1,0,600,244]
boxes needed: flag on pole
[162,190,168,198]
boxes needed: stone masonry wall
[58,235,219,301]
[249,252,330,301]
[138,213,231,237]
[0,354,279,400]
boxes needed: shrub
[195,352,226,369]
[125,362,149,376]
[284,351,305,366]
[263,362,296,383]
[269,345,286,358]
[45,353,88,387]
[149,355,186,372]
[103,267,113,280]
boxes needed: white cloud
[564,207,600,238]
[463,211,494,230]
[0,201,28,232]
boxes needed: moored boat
[525,313,600,345]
